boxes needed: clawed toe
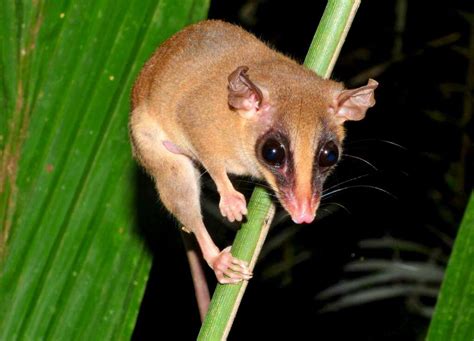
[219,191,248,223]
[212,247,252,284]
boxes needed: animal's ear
[228,66,264,117]
[332,79,378,124]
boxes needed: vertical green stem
[198,187,275,340]
[304,0,361,77]
[198,1,361,339]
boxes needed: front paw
[219,190,248,222]
[212,246,252,284]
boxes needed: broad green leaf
[0,0,209,338]
[427,191,474,340]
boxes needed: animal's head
[228,64,378,223]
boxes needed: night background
[132,0,474,340]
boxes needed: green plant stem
[304,0,361,78]
[197,187,275,340]
[198,1,361,340]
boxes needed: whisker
[235,179,276,192]
[235,186,280,199]
[322,185,397,200]
[198,168,209,180]
[323,173,375,193]
[346,138,407,151]
[271,210,293,226]
[320,202,352,215]
[254,194,283,206]
[316,206,333,218]
[342,153,378,171]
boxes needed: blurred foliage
[0,0,209,339]
[427,192,474,340]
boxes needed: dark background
[133,0,474,339]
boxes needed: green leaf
[0,0,209,338]
[427,191,474,340]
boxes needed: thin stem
[304,0,361,78]
[197,187,275,340]
[198,1,362,339]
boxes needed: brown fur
[129,20,377,288]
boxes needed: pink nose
[289,199,316,224]
[291,212,315,224]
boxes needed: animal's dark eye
[318,141,339,167]
[261,138,286,168]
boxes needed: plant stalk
[198,1,361,339]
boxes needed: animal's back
[131,20,274,110]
